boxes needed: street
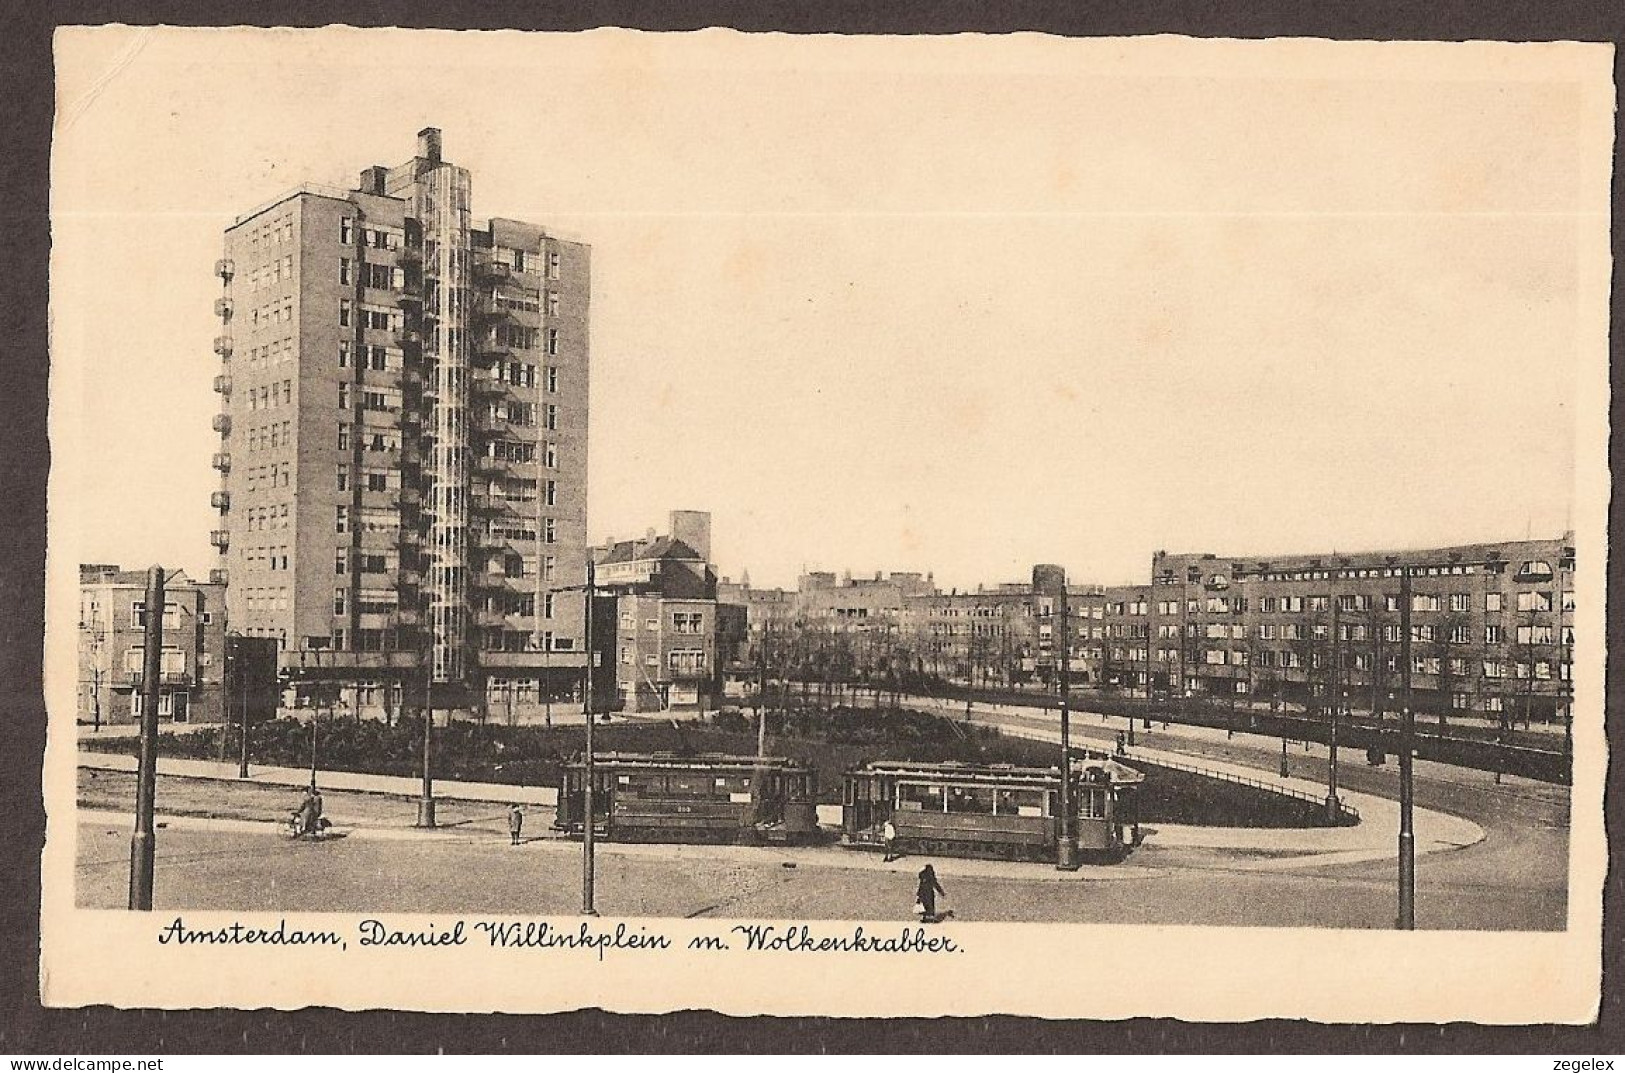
[75,721,1568,928]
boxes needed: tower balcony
[397,244,423,264]
[214,297,233,320]
[472,568,522,591]
[215,258,235,281]
[474,339,512,363]
[213,373,232,395]
[212,413,232,434]
[471,454,511,476]
[210,490,230,511]
[473,608,509,629]
[211,452,231,472]
[209,568,228,586]
[210,529,230,550]
[473,260,513,284]
[213,335,232,358]
[470,372,516,399]
[469,492,516,515]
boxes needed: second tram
[841,757,1142,863]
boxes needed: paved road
[73,694,1567,929]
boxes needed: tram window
[897,782,943,812]
[668,773,712,796]
[947,786,996,814]
[1078,787,1107,819]
[997,788,1047,817]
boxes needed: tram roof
[565,751,813,773]
[848,758,1143,785]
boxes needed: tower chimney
[417,127,443,165]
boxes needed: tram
[554,752,821,845]
[840,757,1143,863]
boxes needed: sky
[49,29,1610,591]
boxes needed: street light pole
[416,637,436,828]
[236,640,250,779]
[582,557,598,916]
[1398,566,1416,929]
[1056,575,1078,871]
[128,565,164,911]
[1327,601,1341,822]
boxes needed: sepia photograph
[39,26,1612,1021]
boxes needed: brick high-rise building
[208,129,590,718]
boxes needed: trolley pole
[128,565,164,911]
[582,558,598,916]
[1398,566,1416,929]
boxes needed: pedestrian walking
[916,863,947,923]
[508,804,524,845]
[881,818,898,862]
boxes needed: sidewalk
[77,752,559,806]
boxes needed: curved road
[75,703,1567,929]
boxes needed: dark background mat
[3,0,1622,1054]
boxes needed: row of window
[249,301,295,331]
[335,506,400,535]
[334,550,398,577]
[338,341,393,371]
[244,503,290,532]
[243,254,295,293]
[338,383,403,412]
[246,214,294,250]
[243,462,292,492]
[619,646,708,671]
[244,420,293,453]
[241,546,290,572]
[491,246,562,279]
[339,300,402,333]
[246,380,294,412]
[337,424,401,453]
[243,588,291,613]
[242,337,296,370]
[336,466,399,493]
[340,258,403,290]
[339,218,400,250]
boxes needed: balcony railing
[212,373,232,395]
[473,260,513,283]
[125,670,193,686]
[213,335,232,358]
[212,413,231,434]
[214,297,233,320]
[209,568,228,586]
[211,452,231,472]
[215,258,234,281]
[210,529,230,549]
[210,490,230,511]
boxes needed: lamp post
[582,557,598,916]
[1056,577,1079,871]
[1326,602,1342,822]
[1397,566,1416,929]
[416,635,436,828]
[128,565,164,911]
[234,638,250,779]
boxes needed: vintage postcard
[41,26,1612,1021]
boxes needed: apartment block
[77,565,227,726]
[209,129,590,719]
[593,511,722,712]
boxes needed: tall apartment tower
[209,128,590,718]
